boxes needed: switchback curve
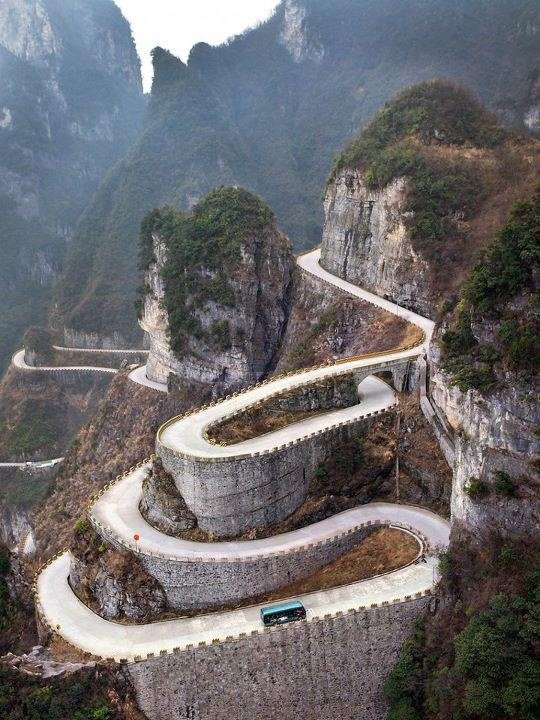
[35,247,446,661]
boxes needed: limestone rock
[429,338,540,539]
[140,458,197,535]
[320,169,432,317]
[141,226,294,394]
[70,545,167,621]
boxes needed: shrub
[73,518,90,536]
[208,320,231,351]
[493,470,517,498]
[448,365,496,393]
[22,326,55,360]
[438,551,453,575]
[441,192,539,384]
[0,546,13,630]
[463,194,540,317]
[386,568,540,720]
[465,477,490,499]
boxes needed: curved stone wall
[91,518,382,609]
[157,410,387,536]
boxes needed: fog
[114,0,281,91]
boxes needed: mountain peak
[151,46,186,94]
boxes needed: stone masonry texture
[157,418,381,536]
[93,521,377,609]
[126,597,430,720]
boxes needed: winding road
[12,349,117,375]
[35,248,446,661]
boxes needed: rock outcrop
[140,459,197,535]
[429,340,539,539]
[320,171,432,316]
[71,537,168,621]
[140,192,294,393]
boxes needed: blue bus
[260,600,306,626]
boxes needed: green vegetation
[493,470,518,498]
[0,398,60,457]
[54,0,539,342]
[385,562,540,720]
[0,664,113,720]
[208,320,231,351]
[464,477,490,499]
[22,326,55,362]
[139,187,274,357]
[74,518,91,536]
[0,469,54,511]
[334,80,506,177]
[441,193,540,389]
[330,80,507,254]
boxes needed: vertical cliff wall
[139,190,294,392]
[320,170,431,316]
[0,0,144,366]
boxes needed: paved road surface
[128,365,168,393]
[298,249,435,342]
[160,375,398,460]
[12,349,117,374]
[38,544,443,662]
[35,245,447,661]
[53,345,148,354]
[91,463,449,561]
[0,458,64,469]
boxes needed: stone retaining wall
[127,596,430,720]
[89,516,383,609]
[157,415,386,536]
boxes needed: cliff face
[321,82,539,319]
[143,229,293,389]
[54,0,540,344]
[429,343,539,538]
[320,170,431,316]
[0,0,143,368]
[140,190,294,393]
[321,83,539,540]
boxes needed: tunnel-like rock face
[139,187,294,394]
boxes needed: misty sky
[114,0,281,91]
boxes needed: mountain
[54,0,540,348]
[320,81,539,720]
[321,79,539,317]
[0,0,144,370]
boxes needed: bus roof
[260,600,304,615]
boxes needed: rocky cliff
[429,350,538,538]
[54,0,540,345]
[320,173,432,316]
[321,80,539,319]
[140,188,294,392]
[321,82,539,540]
[0,0,144,369]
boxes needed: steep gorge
[0,0,144,370]
[54,0,540,347]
